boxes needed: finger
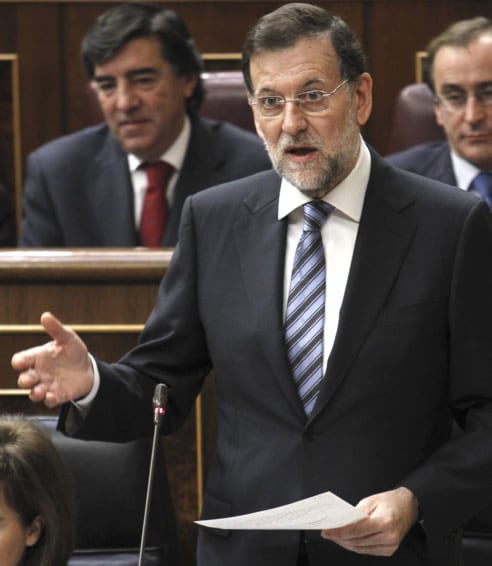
[323,527,387,545]
[11,313,66,370]
[321,517,373,540]
[12,342,53,371]
[44,390,63,408]
[29,382,48,403]
[40,311,73,344]
[17,368,38,389]
[12,351,35,371]
[335,540,395,557]
[321,529,397,557]
[11,346,45,370]
[357,496,377,515]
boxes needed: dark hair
[241,2,367,94]
[424,16,492,91]
[0,417,74,566]
[81,2,204,112]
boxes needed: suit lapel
[234,171,307,420]
[312,153,417,418]
[89,131,137,245]
[432,143,457,186]
[164,118,222,245]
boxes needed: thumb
[356,495,377,516]
[40,312,73,344]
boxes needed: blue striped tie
[285,201,334,416]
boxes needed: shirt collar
[278,136,371,222]
[450,149,482,191]
[127,115,191,173]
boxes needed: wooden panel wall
[0,0,491,204]
[0,249,201,566]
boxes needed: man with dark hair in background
[19,2,270,247]
[387,17,492,207]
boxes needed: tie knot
[303,201,334,232]
[473,172,492,208]
[141,161,174,189]
[474,172,492,197]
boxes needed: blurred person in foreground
[19,2,270,247]
[387,17,492,207]
[0,416,74,566]
[12,3,492,565]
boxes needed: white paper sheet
[195,491,368,530]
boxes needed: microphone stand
[138,384,168,566]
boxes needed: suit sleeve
[401,201,492,536]
[58,195,212,442]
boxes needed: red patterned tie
[139,161,174,247]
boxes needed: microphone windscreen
[152,383,168,409]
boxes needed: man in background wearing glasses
[13,4,492,566]
[387,17,492,207]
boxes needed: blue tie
[474,172,492,208]
[285,201,334,416]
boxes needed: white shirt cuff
[71,354,100,411]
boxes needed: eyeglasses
[435,86,492,112]
[248,78,350,118]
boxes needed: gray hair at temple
[80,2,204,113]
[424,16,492,92]
[241,2,368,94]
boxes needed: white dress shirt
[450,150,482,194]
[279,137,370,371]
[128,116,191,228]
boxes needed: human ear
[434,105,444,127]
[354,72,373,127]
[25,515,43,547]
[183,73,199,99]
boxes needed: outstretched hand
[12,312,94,408]
[321,487,419,557]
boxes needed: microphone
[138,383,168,566]
[152,382,168,425]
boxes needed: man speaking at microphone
[12,4,492,566]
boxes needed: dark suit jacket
[60,150,492,565]
[385,141,457,186]
[19,115,271,247]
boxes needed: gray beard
[264,122,360,198]
[274,157,343,198]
